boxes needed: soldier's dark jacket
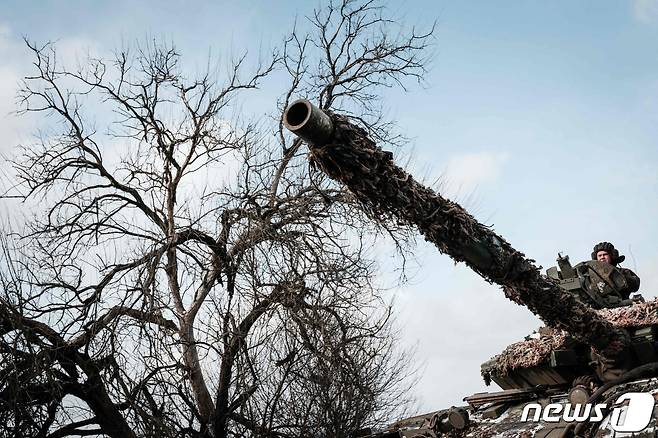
[619,266,640,299]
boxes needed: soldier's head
[591,242,625,266]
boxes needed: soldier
[591,241,640,299]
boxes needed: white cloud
[632,0,658,23]
[52,36,103,71]
[0,24,31,164]
[0,66,22,147]
[440,151,508,199]
[0,24,11,46]
[396,260,541,410]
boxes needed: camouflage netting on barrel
[481,298,658,383]
[305,111,628,360]
[598,298,658,327]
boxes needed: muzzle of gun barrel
[283,99,334,146]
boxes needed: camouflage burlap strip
[306,113,628,360]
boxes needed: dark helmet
[591,241,625,265]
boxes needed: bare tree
[0,1,433,437]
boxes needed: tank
[283,99,658,437]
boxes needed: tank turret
[283,99,658,437]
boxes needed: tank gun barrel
[283,99,334,146]
[283,99,628,363]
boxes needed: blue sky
[1,0,657,412]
